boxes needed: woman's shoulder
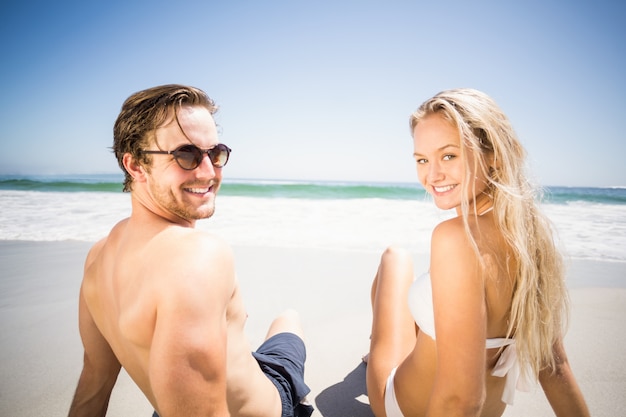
[430,217,485,272]
[432,213,502,252]
[432,217,469,247]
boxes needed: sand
[0,240,624,417]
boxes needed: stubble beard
[152,181,217,223]
[171,193,216,222]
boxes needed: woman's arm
[539,339,591,417]
[427,220,487,417]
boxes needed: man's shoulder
[148,227,235,280]
[157,226,231,253]
[85,218,129,264]
[84,236,109,270]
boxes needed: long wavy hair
[112,84,218,192]
[410,88,568,380]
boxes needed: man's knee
[278,308,301,325]
[268,309,304,339]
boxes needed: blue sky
[0,0,624,187]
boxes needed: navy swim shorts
[252,332,314,417]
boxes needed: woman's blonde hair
[410,88,569,379]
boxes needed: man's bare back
[68,85,312,417]
[80,219,281,416]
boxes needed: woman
[366,88,590,417]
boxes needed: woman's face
[412,113,490,214]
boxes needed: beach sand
[1,240,624,417]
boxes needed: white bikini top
[408,272,532,405]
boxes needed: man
[68,84,313,417]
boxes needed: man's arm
[68,286,121,417]
[148,234,235,417]
[539,339,591,417]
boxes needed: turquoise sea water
[1,174,625,204]
[1,174,625,262]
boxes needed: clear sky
[0,0,624,187]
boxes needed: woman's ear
[488,154,501,181]
[122,153,147,184]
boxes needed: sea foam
[0,190,624,262]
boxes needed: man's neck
[129,191,196,229]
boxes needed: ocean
[1,174,625,262]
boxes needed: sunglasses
[141,143,232,170]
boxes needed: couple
[68,85,590,417]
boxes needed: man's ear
[122,153,147,184]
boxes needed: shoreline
[0,240,624,416]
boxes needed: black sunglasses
[141,143,232,170]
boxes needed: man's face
[144,105,223,224]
